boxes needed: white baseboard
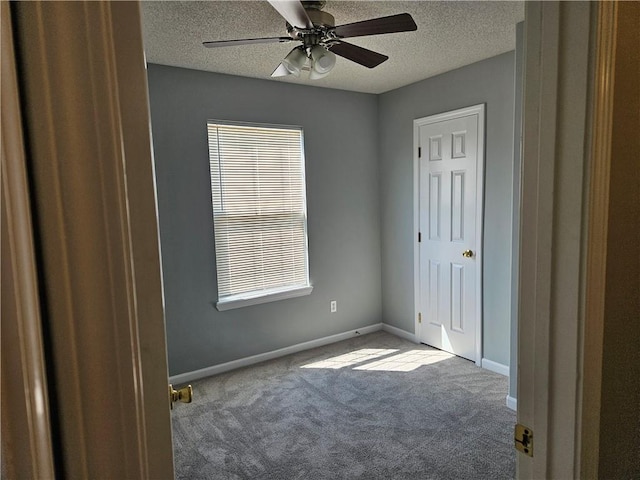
[169,323,383,384]
[481,358,509,377]
[382,323,418,343]
[506,395,517,411]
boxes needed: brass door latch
[515,423,533,456]
[169,384,193,409]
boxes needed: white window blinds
[207,121,311,309]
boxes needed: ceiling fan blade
[328,41,388,69]
[203,37,293,48]
[267,0,314,29]
[333,13,417,39]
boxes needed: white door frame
[517,1,615,477]
[413,104,485,366]
[1,3,55,477]
[9,2,174,478]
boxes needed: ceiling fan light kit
[202,0,417,81]
[310,45,336,74]
[282,46,308,76]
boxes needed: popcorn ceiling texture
[141,1,524,94]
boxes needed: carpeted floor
[171,331,516,479]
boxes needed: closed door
[417,107,483,362]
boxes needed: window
[207,121,312,310]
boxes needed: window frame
[207,120,313,311]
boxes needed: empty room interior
[6,1,640,478]
[141,1,523,478]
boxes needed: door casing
[9,2,174,478]
[1,2,55,477]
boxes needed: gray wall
[378,52,515,365]
[148,52,518,375]
[147,65,381,376]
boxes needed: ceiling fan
[203,0,417,79]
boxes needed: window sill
[216,285,313,311]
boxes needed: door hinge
[514,423,533,457]
[418,232,422,243]
[418,146,422,158]
[418,312,422,323]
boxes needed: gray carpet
[171,331,516,479]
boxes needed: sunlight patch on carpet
[300,348,454,372]
[353,349,454,372]
[300,348,398,369]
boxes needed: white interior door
[415,105,484,363]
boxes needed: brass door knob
[169,384,193,409]
[462,250,474,258]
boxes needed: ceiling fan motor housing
[287,8,335,48]
[306,9,335,29]
[302,1,327,12]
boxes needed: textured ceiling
[141,1,524,94]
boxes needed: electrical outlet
[330,300,337,313]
